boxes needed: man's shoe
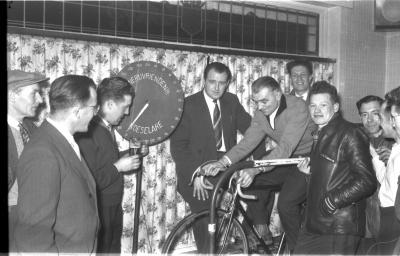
[254,224,273,246]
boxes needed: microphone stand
[130,141,143,254]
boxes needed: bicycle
[162,158,304,255]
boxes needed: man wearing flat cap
[7,69,48,250]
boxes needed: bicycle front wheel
[161,209,249,254]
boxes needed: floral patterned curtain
[7,33,334,254]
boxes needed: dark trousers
[294,227,361,255]
[97,203,123,254]
[8,206,17,252]
[245,165,307,250]
[179,172,224,253]
[367,206,400,255]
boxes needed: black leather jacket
[305,114,377,236]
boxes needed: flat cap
[8,69,49,90]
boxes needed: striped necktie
[107,124,116,142]
[213,100,222,150]
[18,122,30,145]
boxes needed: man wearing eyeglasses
[14,75,99,253]
[287,59,314,103]
[76,77,141,254]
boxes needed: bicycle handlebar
[236,183,257,200]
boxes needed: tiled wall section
[385,32,400,92]
[337,0,387,122]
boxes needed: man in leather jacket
[294,81,377,255]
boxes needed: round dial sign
[117,61,184,145]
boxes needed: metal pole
[132,167,142,254]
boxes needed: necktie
[213,100,222,150]
[107,124,116,142]
[18,122,30,145]
[311,129,320,153]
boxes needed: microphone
[129,140,142,156]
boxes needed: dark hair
[385,86,400,112]
[251,76,281,94]
[203,62,232,82]
[49,75,96,114]
[356,95,384,113]
[97,76,135,106]
[309,81,339,104]
[286,59,313,75]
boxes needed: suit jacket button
[88,193,92,198]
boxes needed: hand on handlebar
[237,167,261,188]
[202,161,227,176]
[193,176,213,201]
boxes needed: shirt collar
[295,91,308,101]
[203,90,219,105]
[7,115,20,129]
[269,105,279,121]
[46,117,77,148]
[100,116,111,128]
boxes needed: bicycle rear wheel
[161,209,249,254]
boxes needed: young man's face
[105,94,133,126]
[379,101,396,139]
[359,101,381,136]
[390,105,400,139]
[204,69,229,100]
[309,93,339,128]
[289,65,312,95]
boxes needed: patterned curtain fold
[7,33,334,254]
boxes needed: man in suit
[14,75,99,253]
[170,62,265,253]
[7,69,48,251]
[205,76,315,252]
[287,59,314,103]
[76,77,141,254]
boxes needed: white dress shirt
[370,143,400,207]
[295,91,309,102]
[203,91,227,151]
[268,106,279,130]
[47,118,81,160]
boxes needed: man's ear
[333,102,340,113]
[308,75,314,86]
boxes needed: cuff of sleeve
[220,156,232,168]
[325,196,336,211]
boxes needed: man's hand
[113,154,141,172]
[193,177,213,201]
[237,168,261,188]
[375,146,391,165]
[297,157,310,175]
[203,161,227,176]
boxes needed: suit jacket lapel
[42,121,96,195]
[220,95,232,148]
[198,92,215,139]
